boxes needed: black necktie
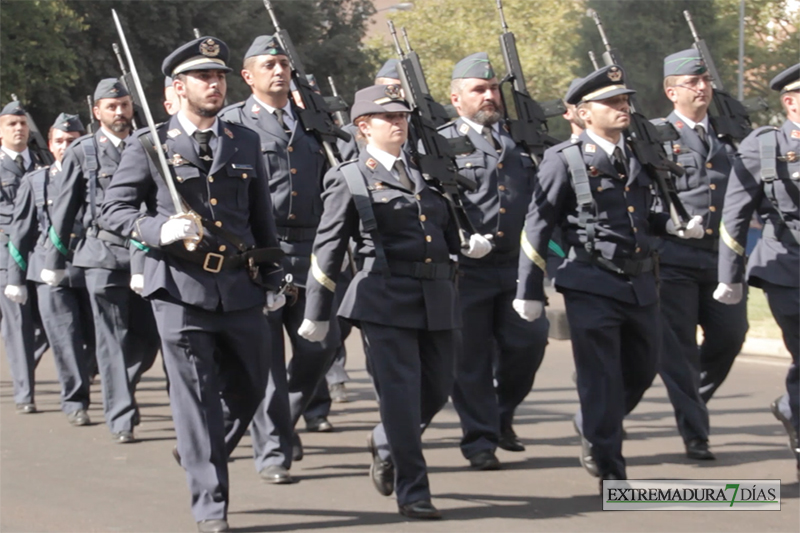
[192,130,213,162]
[14,155,25,173]
[274,109,291,135]
[482,126,499,151]
[695,124,709,150]
[612,146,628,178]
[393,160,414,191]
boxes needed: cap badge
[585,143,596,153]
[199,39,220,58]
[167,129,182,138]
[458,123,470,135]
[366,158,378,170]
[384,84,403,100]
[791,130,800,139]
[607,66,623,82]
[62,122,70,129]
[110,87,118,95]
[224,128,234,139]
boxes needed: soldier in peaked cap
[437,52,549,470]
[652,49,745,462]
[41,78,160,443]
[300,84,491,519]
[219,34,337,485]
[715,62,800,479]
[5,113,95,426]
[514,65,706,491]
[0,100,50,414]
[101,36,284,533]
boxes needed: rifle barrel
[401,27,412,53]
[586,9,611,50]
[588,51,599,70]
[263,0,281,31]
[496,0,509,32]
[683,10,701,42]
[387,20,405,58]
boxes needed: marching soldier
[219,35,336,484]
[41,79,159,442]
[654,49,746,461]
[715,62,800,479]
[300,84,490,519]
[5,113,94,425]
[438,53,549,470]
[0,100,49,413]
[514,66,705,490]
[101,36,285,533]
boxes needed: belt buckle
[203,252,224,273]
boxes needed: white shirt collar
[585,129,626,158]
[792,121,800,130]
[673,110,709,132]
[460,116,500,135]
[365,144,407,173]
[99,127,125,148]
[1,146,31,168]
[55,160,63,172]
[177,111,218,137]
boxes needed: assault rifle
[495,0,563,162]
[111,42,146,130]
[86,95,97,134]
[587,9,691,229]
[683,10,767,143]
[326,77,350,127]
[263,0,351,166]
[399,28,451,127]
[10,94,54,166]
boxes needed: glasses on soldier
[672,75,713,90]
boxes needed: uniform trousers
[251,287,339,472]
[452,265,549,458]
[35,282,93,413]
[365,321,455,506]
[658,265,748,443]
[564,289,660,478]
[762,282,799,438]
[152,297,270,521]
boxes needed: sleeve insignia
[365,158,378,170]
[584,143,596,153]
[791,130,800,139]
[167,129,182,138]
[224,128,234,139]
[459,123,470,135]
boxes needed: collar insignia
[0,152,5,159]
[199,39,220,57]
[675,121,684,129]
[167,129,182,138]
[791,130,800,139]
[251,104,261,114]
[99,136,108,143]
[365,158,378,170]
[224,128,233,139]
[607,66,623,82]
[459,123,470,135]
[50,166,58,175]
[585,143,596,153]
[672,143,681,154]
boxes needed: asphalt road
[1,335,798,532]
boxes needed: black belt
[763,222,800,246]
[663,235,719,251]
[90,227,128,247]
[167,246,285,274]
[363,257,457,280]
[276,226,317,242]
[570,247,654,276]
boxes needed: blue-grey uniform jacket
[653,111,736,269]
[305,150,461,331]
[517,131,670,306]
[219,95,327,287]
[437,117,536,266]
[719,119,800,289]
[99,116,282,312]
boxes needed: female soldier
[298,84,491,519]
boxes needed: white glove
[513,299,544,322]
[130,274,144,295]
[667,215,704,239]
[461,234,493,259]
[713,282,743,305]
[298,319,329,343]
[4,285,28,305]
[41,269,66,287]
[159,218,200,245]
[264,291,286,312]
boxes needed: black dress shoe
[468,450,501,470]
[573,419,599,477]
[15,403,37,414]
[292,432,304,461]
[685,439,715,460]
[259,464,293,484]
[67,409,90,426]
[498,429,525,452]
[398,500,442,520]
[367,432,394,496]
[111,431,135,444]
[305,416,334,433]
[196,519,230,533]
[771,396,799,452]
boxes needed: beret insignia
[607,66,622,82]
[199,39,220,58]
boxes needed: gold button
[633,227,638,233]
[242,173,248,179]
[496,231,505,237]
[709,206,716,212]
[208,176,214,183]
[627,206,635,213]
[499,207,506,214]
[70,233,76,238]
[382,198,388,202]
[415,194,421,200]
[288,214,296,220]
[419,214,427,221]
[132,231,138,238]
[706,228,713,235]
[709,183,716,190]
[497,163,503,169]
[597,186,603,192]
[210,198,218,205]
[292,190,298,197]
[706,162,713,169]
[498,185,506,191]
[425,235,432,242]
[47,200,53,205]
[625,186,630,192]
[465,162,473,168]
[218,245,226,252]
[288,146,294,153]
[177,177,184,182]
[215,221,222,227]
[635,246,641,253]
[424,258,432,263]
[291,168,297,174]
[793,172,800,179]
